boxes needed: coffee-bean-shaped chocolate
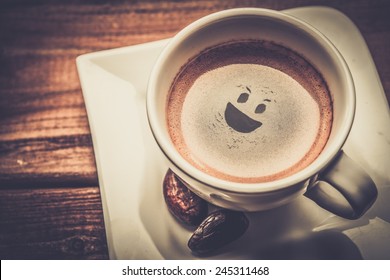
[188,209,249,255]
[163,169,208,226]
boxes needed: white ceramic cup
[146,8,377,219]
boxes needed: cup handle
[304,151,378,219]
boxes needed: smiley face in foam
[176,63,323,179]
[224,86,271,133]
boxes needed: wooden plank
[0,186,108,259]
[0,134,98,188]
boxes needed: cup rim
[146,7,355,194]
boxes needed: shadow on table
[254,230,362,259]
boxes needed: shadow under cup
[147,9,356,212]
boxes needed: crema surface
[167,40,332,183]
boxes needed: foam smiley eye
[255,103,266,114]
[237,93,249,103]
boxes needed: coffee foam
[167,40,332,183]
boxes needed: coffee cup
[146,8,377,219]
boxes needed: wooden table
[0,0,389,259]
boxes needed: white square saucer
[77,6,390,259]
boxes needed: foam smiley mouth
[224,102,262,133]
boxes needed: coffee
[167,40,332,183]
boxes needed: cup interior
[147,8,355,193]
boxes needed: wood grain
[0,187,107,259]
[0,134,98,188]
[0,0,389,259]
